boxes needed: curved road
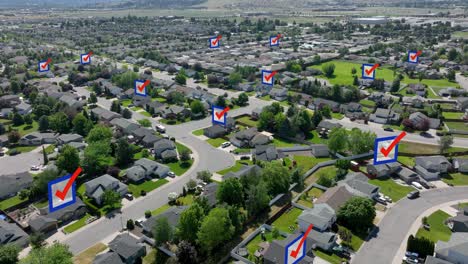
[353,186,468,264]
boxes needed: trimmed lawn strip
[192,128,204,136]
[7,145,38,154]
[206,137,226,148]
[416,210,452,243]
[442,173,468,186]
[236,116,258,127]
[151,204,171,216]
[398,156,415,167]
[0,195,28,211]
[368,178,415,202]
[272,207,302,234]
[33,199,49,209]
[272,137,307,148]
[63,213,92,234]
[73,243,107,264]
[175,142,192,154]
[399,141,468,155]
[176,194,195,206]
[313,249,343,264]
[446,122,467,131]
[167,160,192,176]
[216,160,253,175]
[442,112,464,119]
[128,179,169,198]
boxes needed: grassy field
[442,173,468,186]
[446,122,467,131]
[11,121,39,136]
[298,187,324,208]
[272,137,305,148]
[453,31,468,39]
[368,178,415,201]
[442,112,464,119]
[236,116,258,128]
[272,207,302,234]
[151,204,171,216]
[399,141,467,155]
[128,179,169,198]
[306,130,328,144]
[192,128,204,136]
[416,210,452,243]
[63,214,92,234]
[0,195,28,211]
[73,243,107,264]
[167,160,192,176]
[216,160,253,175]
[206,137,226,148]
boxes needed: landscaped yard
[331,112,344,120]
[151,204,171,216]
[306,130,327,144]
[175,142,192,154]
[7,145,38,154]
[216,160,253,175]
[416,210,452,243]
[63,213,93,234]
[272,207,302,233]
[446,121,467,131]
[11,121,39,136]
[245,231,284,258]
[128,179,169,198]
[359,99,376,108]
[0,195,28,211]
[313,249,343,264]
[453,31,468,39]
[442,173,468,186]
[306,166,337,186]
[73,243,107,264]
[33,199,49,209]
[293,156,332,174]
[398,156,415,167]
[120,99,132,107]
[236,116,258,128]
[368,178,415,201]
[442,112,464,120]
[298,187,324,208]
[176,194,195,206]
[166,160,192,176]
[192,128,204,136]
[206,137,226,148]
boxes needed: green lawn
[310,166,338,182]
[368,178,415,201]
[33,199,49,209]
[120,99,132,107]
[206,137,226,148]
[176,194,195,206]
[43,144,56,155]
[446,122,467,131]
[416,210,452,243]
[151,204,171,216]
[216,160,253,175]
[7,145,38,154]
[166,160,192,176]
[246,231,282,257]
[272,207,302,234]
[331,112,344,120]
[338,225,366,251]
[272,137,305,148]
[398,156,415,167]
[298,187,324,208]
[442,173,468,186]
[11,121,39,136]
[192,128,204,136]
[399,141,468,155]
[139,111,152,117]
[313,249,343,264]
[453,31,468,39]
[175,142,192,154]
[359,99,376,108]
[236,116,258,127]
[233,147,252,154]
[73,243,107,264]
[133,151,155,161]
[128,179,169,198]
[293,156,332,174]
[442,112,464,120]
[306,130,327,144]
[63,214,92,234]
[0,195,28,211]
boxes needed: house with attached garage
[453,158,468,173]
[91,107,121,123]
[433,233,468,264]
[126,158,170,182]
[203,117,236,138]
[414,155,452,181]
[310,144,330,158]
[409,112,441,129]
[269,88,288,101]
[402,96,425,108]
[19,132,57,146]
[446,207,468,232]
[316,120,342,137]
[298,204,336,232]
[142,206,187,236]
[369,108,400,125]
[0,220,29,248]
[110,118,141,135]
[396,167,419,184]
[223,165,262,181]
[456,97,468,111]
[315,185,354,212]
[252,145,284,162]
[0,95,21,107]
[14,102,32,115]
[312,98,340,112]
[94,233,146,264]
[407,83,427,97]
[56,133,84,145]
[160,105,191,120]
[366,162,401,178]
[84,174,128,205]
[0,172,33,200]
[339,172,380,199]
[153,139,178,162]
[229,127,271,148]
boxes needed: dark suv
[407,190,420,199]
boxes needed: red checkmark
[55,167,82,201]
[290,224,313,259]
[410,50,422,61]
[83,51,93,62]
[272,34,281,44]
[380,132,407,157]
[215,107,230,120]
[264,71,277,82]
[137,80,150,93]
[365,63,379,76]
[211,35,222,46]
[41,58,52,69]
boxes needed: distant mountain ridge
[0,0,206,8]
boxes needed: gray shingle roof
[93,252,125,264]
[0,172,33,199]
[142,206,188,234]
[298,204,336,231]
[108,233,145,260]
[0,220,29,248]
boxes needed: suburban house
[252,145,284,162]
[0,172,33,199]
[312,98,340,112]
[315,185,354,212]
[447,207,468,232]
[203,117,236,138]
[409,112,441,129]
[340,102,364,119]
[84,174,128,205]
[142,206,187,235]
[126,158,170,182]
[316,120,342,137]
[160,105,191,120]
[111,118,141,135]
[414,156,451,181]
[456,97,468,111]
[19,132,57,146]
[153,139,178,161]
[407,83,427,97]
[366,162,401,178]
[339,172,380,199]
[106,233,146,264]
[200,182,219,207]
[434,233,468,264]
[396,167,419,184]
[369,108,400,124]
[91,107,121,123]
[59,94,86,110]
[223,165,262,181]
[402,96,425,108]
[453,158,468,173]
[368,92,393,106]
[269,88,288,101]
[14,102,32,115]
[0,95,21,107]
[0,220,29,248]
[298,204,336,232]
[229,128,271,148]
[310,144,330,158]
[56,133,84,145]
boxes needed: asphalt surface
[352,186,468,264]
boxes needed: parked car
[407,190,420,199]
[155,124,166,133]
[412,182,423,190]
[221,142,231,148]
[30,165,40,171]
[0,151,4,157]
[403,256,419,263]
[168,171,176,178]
[383,127,394,132]
[124,193,134,201]
[135,218,145,227]
[405,252,419,258]
[418,181,431,189]
[374,196,387,205]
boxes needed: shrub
[127,219,135,230]
[145,210,151,218]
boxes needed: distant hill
[0,0,206,8]
[116,0,207,9]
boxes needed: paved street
[0,146,43,175]
[352,186,468,264]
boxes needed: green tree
[102,190,121,209]
[177,203,206,243]
[82,141,112,176]
[391,78,400,93]
[348,128,376,155]
[72,113,92,136]
[29,168,60,198]
[175,70,187,85]
[0,244,19,264]
[29,232,45,249]
[24,114,33,126]
[196,170,212,183]
[317,173,334,187]
[115,138,133,167]
[176,241,198,264]
[447,69,456,82]
[217,178,244,206]
[56,145,80,173]
[292,110,312,134]
[237,92,249,106]
[88,92,97,104]
[20,243,73,264]
[312,110,323,127]
[122,108,132,119]
[110,100,121,113]
[246,181,270,217]
[351,67,357,75]
[153,217,174,246]
[228,72,242,86]
[438,134,454,154]
[447,48,458,61]
[190,100,205,117]
[38,115,49,132]
[8,131,21,144]
[86,125,112,143]
[42,146,48,165]
[167,91,185,105]
[49,112,70,133]
[179,149,191,165]
[137,119,151,127]
[328,128,348,153]
[197,208,234,252]
[261,162,290,196]
[322,63,336,78]
[215,96,226,108]
[12,113,24,126]
[337,197,376,232]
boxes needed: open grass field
[399,141,467,155]
[452,31,468,39]
[442,112,464,119]
[416,210,452,243]
[368,178,415,201]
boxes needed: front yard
[216,160,253,175]
[297,187,324,208]
[368,178,415,201]
[442,173,468,186]
[272,137,306,148]
[0,195,28,211]
[166,160,192,176]
[192,128,204,136]
[271,207,302,234]
[63,213,93,234]
[236,116,258,128]
[73,243,107,264]
[7,145,38,154]
[415,210,452,243]
[206,137,226,148]
[128,179,169,198]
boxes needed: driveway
[352,186,468,264]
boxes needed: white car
[221,142,231,148]
[135,218,145,227]
[167,171,176,178]
[155,124,166,133]
[30,165,40,171]
[412,182,423,190]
